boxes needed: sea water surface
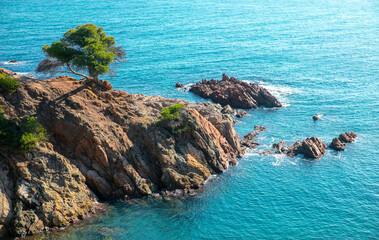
[1,0,378,239]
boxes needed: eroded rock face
[189,74,282,109]
[0,68,242,236]
[0,144,96,237]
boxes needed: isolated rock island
[189,74,282,109]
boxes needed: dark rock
[329,132,357,151]
[222,73,230,81]
[330,137,345,151]
[286,141,302,157]
[244,132,257,140]
[9,60,17,63]
[313,115,319,120]
[338,132,357,143]
[264,138,325,158]
[175,82,184,88]
[190,75,282,109]
[236,110,247,118]
[272,140,286,154]
[300,137,326,158]
[254,125,266,133]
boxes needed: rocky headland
[0,68,358,238]
[189,74,282,109]
[0,68,242,238]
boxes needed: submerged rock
[189,74,282,109]
[240,126,266,153]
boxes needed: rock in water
[313,115,320,120]
[262,137,326,159]
[330,132,357,151]
[175,82,184,88]
[330,137,346,151]
[300,137,326,158]
[189,74,282,109]
[236,110,247,118]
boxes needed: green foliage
[36,23,126,81]
[0,114,47,152]
[156,104,189,133]
[158,104,186,122]
[0,73,20,93]
[0,105,4,116]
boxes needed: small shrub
[156,104,190,133]
[158,104,186,123]
[0,105,4,116]
[0,114,47,152]
[0,73,20,93]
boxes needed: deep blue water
[1,0,379,239]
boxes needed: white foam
[242,79,300,107]
[176,83,193,92]
[1,60,30,66]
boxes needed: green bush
[158,104,186,122]
[0,114,47,152]
[0,73,20,93]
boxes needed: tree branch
[66,63,90,80]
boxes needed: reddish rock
[254,125,266,133]
[190,74,282,109]
[9,60,17,63]
[313,115,319,120]
[300,137,326,158]
[338,132,357,143]
[330,132,357,151]
[175,82,184,88]
[330,137,345,151]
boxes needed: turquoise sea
[1,0,378,239]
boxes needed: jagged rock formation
[0,68,241,237]
[330,132,357,151]
[189,74,282,109]
[265,137,326,159]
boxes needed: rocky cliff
[0,69,241,237]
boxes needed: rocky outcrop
[263,137,326,159]
[330,132,357,151]
[189,74,282,109]
[0,68,242,237]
